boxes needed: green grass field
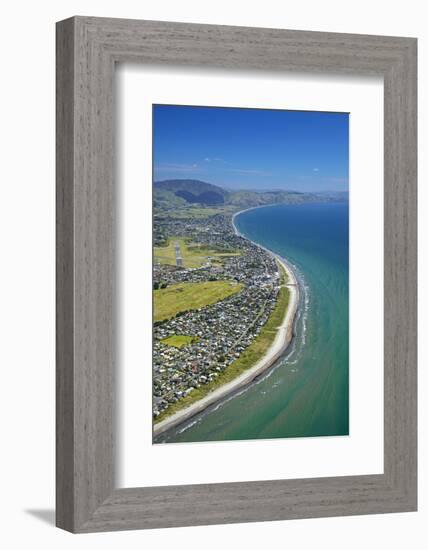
[154,236,239,268]
[160,334,198,348]
[154,280,243,323]
[154,284,290,423]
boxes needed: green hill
[154,179,228,207]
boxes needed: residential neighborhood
[153,212,281,419]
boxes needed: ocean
[155,201,349,443]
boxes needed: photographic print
[152,105,349,444]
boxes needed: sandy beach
[153,210,300,438]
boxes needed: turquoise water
[156,202,349,443]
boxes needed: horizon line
[154,178,349,194]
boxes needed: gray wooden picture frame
[56,16,417,533]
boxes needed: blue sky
[153,104,349,192]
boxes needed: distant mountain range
[154,179,348,210]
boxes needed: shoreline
[153,207,300,439]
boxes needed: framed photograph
[56,16,417,532]
[150,105,350,444]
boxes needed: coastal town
[150,102,349,443]
[153,211,283,420]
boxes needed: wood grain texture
[56,18,75,532]
[56,16,417,532]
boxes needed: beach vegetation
[278,260,289,284]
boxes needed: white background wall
[0,1,425,548]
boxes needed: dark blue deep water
[157,202,349,443]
